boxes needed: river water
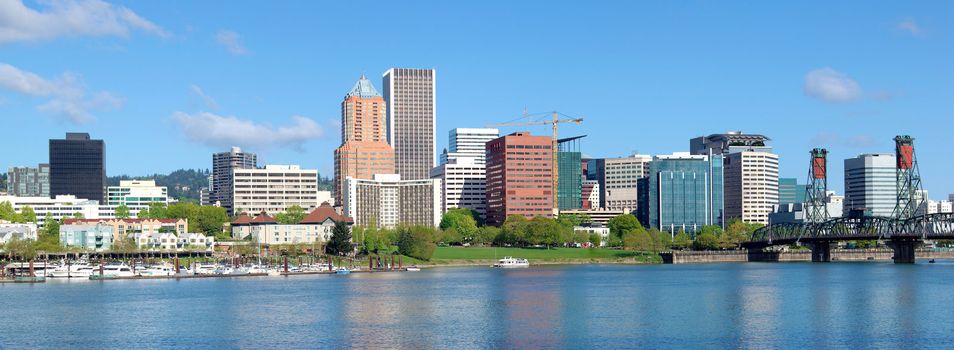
[2,262,954,349]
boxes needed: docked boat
[138,262,177,277]
[49,260,94,278]
[91,263,136,278]
[194,263,218,275]
[493,257,530,268]
[335,267,351,275]
[405,266,421,272]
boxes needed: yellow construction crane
[489,111,583,212]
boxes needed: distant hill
[108,169,210,202]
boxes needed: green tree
[673,230,692,250]
[648,228,672,253]
[588,233,602,247]
[326,221,353,256]
[194,205,229,235]
[525,216,563,248]
[692,232,720,250]
[114,204,131,219]
[72,212,85,219]
[111,237,138,253]
[439,228,463,245]
[4,237,37,261]
[500,215,529,246]
[0,201,16,221]
[275,205,306,224]
[137,206,151,219]
[397,225,438,260]
[19,206,37,223]
[622,229,653,251]
[439,208,478,242]
[608,214,643,238]
[476,226,500,245]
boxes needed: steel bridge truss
[746,213,954,247]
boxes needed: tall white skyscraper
[383,68,436,180]
[432,128,499,219]
[844,153,896,217]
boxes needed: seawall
[661,249,954,264]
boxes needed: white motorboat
[405,266,421,272]
[194,263,218,275]
[94,263,136,278]
[139,262,177,277]
[49,260,94,278]
[213,265,234,275]
[493,257,530,268]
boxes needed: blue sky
[1,1,952,197]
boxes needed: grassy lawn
[413,246,661,265]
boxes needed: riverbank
[409,247,662,267]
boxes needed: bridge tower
[804,148,829,223]
[892,135,924,220]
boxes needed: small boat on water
[194,263,218,275]
[405,266,421,272]
[49,260,94,278]
[90,263,136,279]
[493,257,530,268]
[335,267,351,275]
[138,262,177,277]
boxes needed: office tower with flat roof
[7,164,49,197]
[485,131,554,226]
[334,75,396,204]
[591,154,652,211]
[638,152,724,235]
[232,165,325,215]
[106,180,169,207]
[49,133,105,202]
[557,136,584,210]
[383,68,436,180]
[431,128,498,220]
[693,131,778,225]
[844,153,896,217]
[212,146,257,215]
[778,178,807,205]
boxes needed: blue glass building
[778,177,807,205]
[638,153,724,235]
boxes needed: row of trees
[137,202,230,239]
[607,214,764,251]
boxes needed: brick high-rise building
[334,75,395,204]
[485,131,554,226]
[383,68,436,180]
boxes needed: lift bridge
[742,135,950,263]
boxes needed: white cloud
[0,0,170,44]
[897,18,922,36]
[189,84,219,110]
[214,30,248,55]
[0,62,122,123]
[171,112,323,150]
[804,68,862,103]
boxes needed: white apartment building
[724,150,779,225]
[844,154,896,217]
[596,154,652,211]
[0,195,144,227]
[232,165,326,215]
[106,180,170,206]
[343,174,441,228]
[231,203,352,244]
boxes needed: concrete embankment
[661,249,954,264]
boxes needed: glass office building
[778,177,807,205]
[639,152,724,235]
[557,136,584,210]
[49,133,105,202]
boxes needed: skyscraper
[591,154,652,211]
[844,153,896,217]
[485,131,554,226]
[49,133,105,202]
[431,128,498,219]
[693,131,778,225]
[557,136,584,210]
[383,68,436,180]
[212,146,257,215]
[334,75,396,204]
[638,152,724,234]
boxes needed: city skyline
[1,1,952,197]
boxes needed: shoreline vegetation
[400,246,663,266]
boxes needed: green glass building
[558,136,584,210]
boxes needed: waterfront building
[778,178,807,205]
[844,154,896,217]
[0,223,38,244]
[211,146,257,215]
[440,128,498,165]
[558,136,584,210]
[581,180,600,209]
[49,133,105,202]
[106,180,170,207]
[383,68,436,180]
[179,233,215,250]
[132,231,179,251]
[573,225,610,247]
[63,218,187,242]
[59,223,113,251]
[590,154,652,212]
[343,174,441,228]
[333,75,396,204]
[0,195,147,227]
[723,150,779,225]
[485,131,554,226]
[231,203,353,244]
[232,165,323,216]
[7,164,49,197]
[638,152,724,234]
[431,157,489,219]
